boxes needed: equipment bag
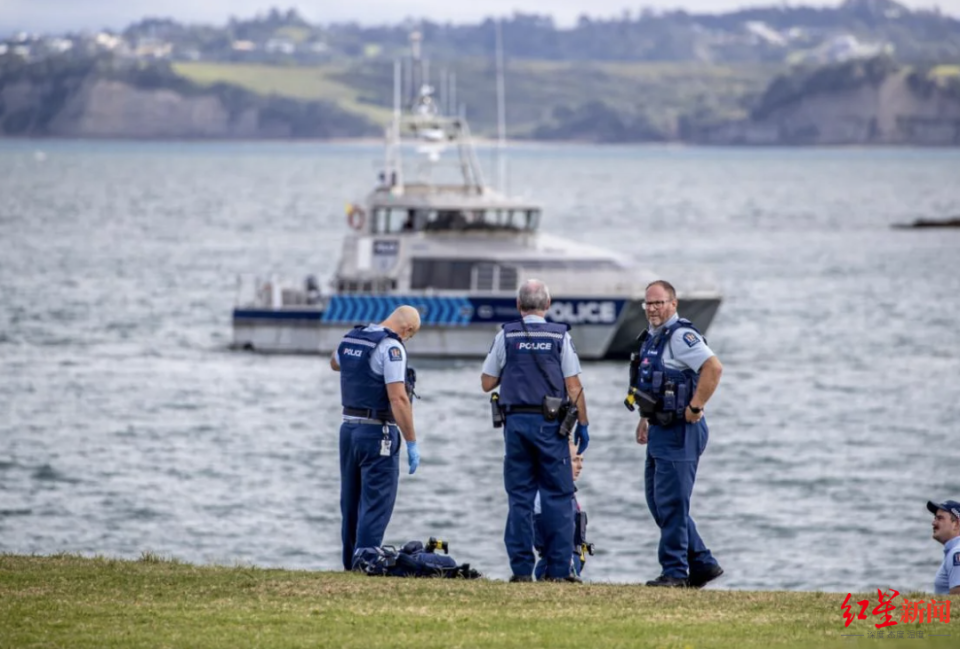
[352,540,481,579]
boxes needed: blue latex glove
[574,424,590,455]
[406,441,420,475]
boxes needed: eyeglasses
[642,300,671,309]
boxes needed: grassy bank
[1,554,956,648]
[172,62,394,125]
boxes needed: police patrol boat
[231,49,722,360]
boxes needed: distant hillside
[173,59,777,142]
[0,54,377,139]
[695,57,960,144]
[2,53,959,145]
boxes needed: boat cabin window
[471,263,518,292]
[411,259,519,292]
[336,278,397,293]
[371,208,540,234]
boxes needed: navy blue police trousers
[534,496,582,580]
[645,419,719,579]
[503,413,575,580]
[339,421,400,570]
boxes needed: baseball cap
[926,499,960,519]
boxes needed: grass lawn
[1,554,957,648]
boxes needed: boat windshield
[371,207,540,234]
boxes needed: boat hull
[232,296,720,360]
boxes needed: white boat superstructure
[232,36,722,359]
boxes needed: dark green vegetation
[118,1,960,64]
[2,554,957,648]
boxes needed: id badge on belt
[380,424,391,456]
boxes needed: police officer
[534,442,591,581]
[331,305,421,571]
[481,279,590,582]
[632,280,723,588]
[927,499,960,594]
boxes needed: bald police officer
[632,280,723,588]
[331,306,421,570]
[481,279,590,582]
[927,499,960,595]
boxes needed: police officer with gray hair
[481,279,590,582]
[331,305,421,571]
[629,280,723,588]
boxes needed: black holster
[405,366,419,401]
[490,393,504,428]
[635,390,659,418]
[542,395,563,421]
[654,411,676,427]
[574,510,588,546]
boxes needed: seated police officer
[481,279,590,582]
[927,499,960,594]
[534,442,591,581]
[631,280,723,588]
[330,305,421,571]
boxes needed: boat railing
[235,275,326,310]
[516,268,650,298]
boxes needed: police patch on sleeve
[953,551,960,567]
[388,346,403,362]
[682,331,701,348]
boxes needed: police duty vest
[338,325,404,418]
[635,318,703,424]
[499,320,568,408]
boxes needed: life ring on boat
[347,205,366,231]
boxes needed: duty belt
[345,418,399,427]
[342,407,395,423]
[503,405,543,414]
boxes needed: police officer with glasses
[330,305,421,571]
[631,280,723,588]
[481,279,590,583]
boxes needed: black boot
[689,564,724,589]
[542,574,582,583]
[645,574,689,588]
[509,574,533,583]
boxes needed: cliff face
[56,80,259,138]
[0,57,377,139]
[700,68,960,145]
[15,79,258,138]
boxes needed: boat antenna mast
[386,29,490,193]
[495,19,507,195]
[388,57,404,193]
